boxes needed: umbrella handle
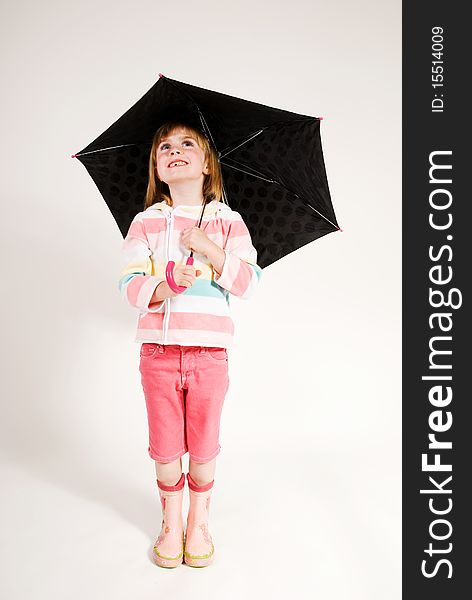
[166,256,195,294]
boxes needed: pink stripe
[126,276,146,306]
[143,218,167,234]
[127,221,147,242]
[146,215,249,237]
[231,261,253,296]
[169,312,234,333]
[138,312,233,334]
[204,218,248,237]
[139,312,164,329]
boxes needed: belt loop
[158,344,165,354]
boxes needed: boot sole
[183,556,214,567]
[183,540,215,567]
[154,557,183,568]
[153,549,184,568]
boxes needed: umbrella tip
[158,72,165,78]
[338,227,343,232]
[71,154,77,158]
[317,116,324,120]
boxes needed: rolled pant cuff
[149,447,187,463]
[188,445,221,464]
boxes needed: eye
[183,140,194,146]
[160,143,170,150]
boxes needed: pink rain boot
[153,472,185,568]
[183,473,215,567]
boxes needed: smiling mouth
[168,161,188,168]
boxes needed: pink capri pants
[139,343,230,463]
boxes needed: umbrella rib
[303,202,339,230]
[196,107,220,154]
[220,159,277,184]
[221,160,338,230]
[221,157,274,179]
[162,78,218,151]
[218,116,314,158]
[218,129,265,159]
[75,144,137,157]
[194,108,230,208]
[188,110,338,227]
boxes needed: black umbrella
[72,73,340,270]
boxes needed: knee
[188,459,215,486]
[155,457,182,486]
[156,458,179,466]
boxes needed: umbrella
[72,73,340,271]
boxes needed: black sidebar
[403,2,470,598]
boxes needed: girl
[118,121,262,568]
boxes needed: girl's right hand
[170,264,202,294]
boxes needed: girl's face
[155,127,210,185]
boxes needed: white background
[0,0,401,598]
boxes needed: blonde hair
[144,121,225,210]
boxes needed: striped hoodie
[118,198,262,348]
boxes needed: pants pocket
[205,347,228,362]
[140,343,158,358]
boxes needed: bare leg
[189,457,216,485]
[155,457,183,485]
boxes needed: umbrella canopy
[73,74,339,269]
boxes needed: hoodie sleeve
[213,211,262,300]
[118,214,166,313]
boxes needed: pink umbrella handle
[166,256,194,294]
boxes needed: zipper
[161,203,215,343]
[162,210,173,344]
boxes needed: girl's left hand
[181,227,213,256]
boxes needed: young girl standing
[119,121,262,568]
